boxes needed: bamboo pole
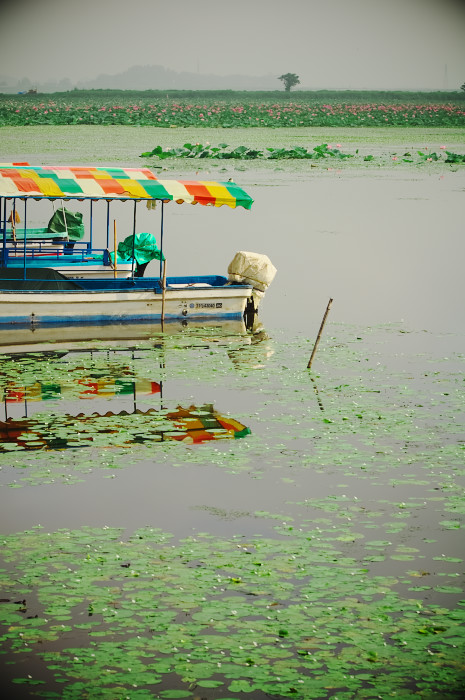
[307,298,333,370]
[113,220,117,279]
[161,258,167,328]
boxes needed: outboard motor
[227,251,277,311]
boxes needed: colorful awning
[0,165,253,209]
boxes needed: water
[0,129,464,699]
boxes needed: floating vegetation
[140,142,465,164]
[0,325,464,697]
[0,522,464,698]
[140,142,353,161]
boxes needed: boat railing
[2,228,69,243]
[1,245,112,265]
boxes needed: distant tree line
[7,88,464,103]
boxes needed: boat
[0,165,276,327]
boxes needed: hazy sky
[1,0,464,89]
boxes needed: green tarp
[115,232,165,265]
[47,208,85,241]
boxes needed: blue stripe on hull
[0,311,244,327]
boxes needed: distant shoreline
[2,88,464,102]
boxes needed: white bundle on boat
[227,251,277,307]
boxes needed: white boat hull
[0,285,253,326]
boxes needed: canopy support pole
[89,200,93,252]
[159,201,164,280]
[113,220,117,279]
[1,198,6,265]
[23,198,27,280]
[131,200,137,282]
[161,258,167,328]
[106,200,110,248]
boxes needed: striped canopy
[0,165,253,209]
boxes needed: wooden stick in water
[307,298,333,370]
[113,220,117,279]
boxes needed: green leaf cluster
[140,143,465,163]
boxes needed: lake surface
[0,127,464,699]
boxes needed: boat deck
[74,275,233,292]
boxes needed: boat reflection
[0,353,251,450]
[226,326,274,370]
[0,318,252,353]
[0,403,250,450]
[2,376,162,407]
